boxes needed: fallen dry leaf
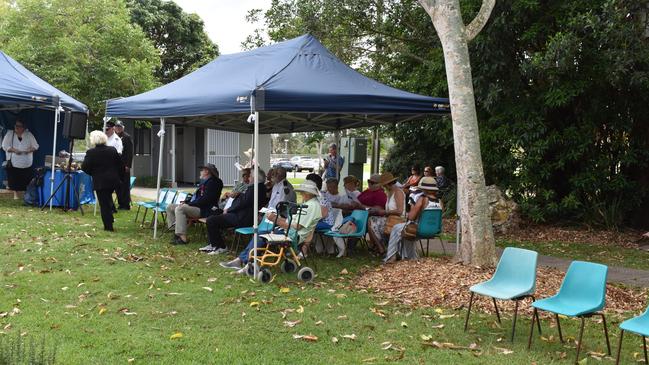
[293,334,318,342]
[170,332,183,340]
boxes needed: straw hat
[367,174,381,184]
[378,172,398,186]
[294,180,320,196]
[417,176,439,191]
[244,148,254,158]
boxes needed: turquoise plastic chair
[324,209,369,254]
[232,215,274,252]
[615,304,649,365]
[154,189,178,226]
[464,247,539,342]
[135,188,168,223]
[129,176,136,190]
[528,261,611,364]
[416,208,443,256]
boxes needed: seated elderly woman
[383,176,442,264]
[367,172,406,255]
[356,174,388,212]
[219,180,322,274]
[402,165,422,193]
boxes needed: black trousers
[206,213,239,249]
[116,170,131,209]
[96,188,115,230]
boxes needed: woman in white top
[2,119,39,199]
[368,172,406,255]
[384,176,442,263]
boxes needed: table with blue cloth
[38,169,95,209]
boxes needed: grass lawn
[0,199,639,364]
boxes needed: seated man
[356,174,388,212]
[219,180,322,274]
[219,168,251,209]
[166,164,223,245]
[200,170,267,254]
[267,167,296,210]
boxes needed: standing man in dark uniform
[115,120,134,210]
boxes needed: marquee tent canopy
[0,51,87,112]
[106,34,449,133]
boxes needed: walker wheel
[297,267,314,282]
[256,268,272,283]
[246,262,256,277]
[281,259,297,273]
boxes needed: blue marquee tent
[0,50,88,199]
[105,34,450,249]
[106,34,449,133]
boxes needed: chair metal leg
[492,298,501,324]
[511,300,519,342]
[529,296,541,334]
[556,313,564,343]
[615,329,624,365]
[599,313,611,355]
[134,205,141,222]
[575,317,586,365]
[528,308,538,350]
[644,336,648,365]
[464,292,474,332]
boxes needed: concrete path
[131,187,158,201]
[422,239,649,288]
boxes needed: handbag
[383,215,406,235]
[402,221,418,240]
[2,131,14,169]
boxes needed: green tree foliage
[126,0,218,84]
[0,0,160,125]
[250,0,649,229]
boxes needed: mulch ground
[442,218,646,248]
[354,257,649,316]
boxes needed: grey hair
[435,166,445,174]
[89,130,108,146]
[328,143,337,149]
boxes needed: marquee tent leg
[49,97,61,211]
[171,124,176,188]
[252,109,260,280]
[153,118,165,239]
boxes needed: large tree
[417,0,496,265]
[0,0,160,124]
[127,0,218,84]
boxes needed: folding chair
[324,209,369,255]
[615,303,649,365]
[231,214,274,253]
[528,261,611,364]
[147,189,177,227]
[464,247,539,341]
[135,188,168,223]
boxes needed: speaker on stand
[41,111,88,213]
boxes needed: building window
[134,128,151,156]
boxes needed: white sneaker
[234,264,248,275]
[199,244,215,252]
[219,259,242,269]
[207,247,228,255]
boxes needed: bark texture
[419,0,497,266]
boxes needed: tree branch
[464,0,496,42]
[417,0,437,18]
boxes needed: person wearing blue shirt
[323,143,344,180]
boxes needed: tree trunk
[420,0,496,266]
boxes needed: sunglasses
[15,125,24,128]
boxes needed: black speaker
[62,112,87,139]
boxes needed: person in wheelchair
[219,180,322,274]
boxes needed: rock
[486,185,520,234]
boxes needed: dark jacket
[119,132,134,168]
[82,144,125,191]
[187,176,223,217]
[227,183,266,227]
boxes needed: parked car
[272,159,294,172]
[290,156,317,172]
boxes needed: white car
[290,156,318,172]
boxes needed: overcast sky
[172,0,272,55]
